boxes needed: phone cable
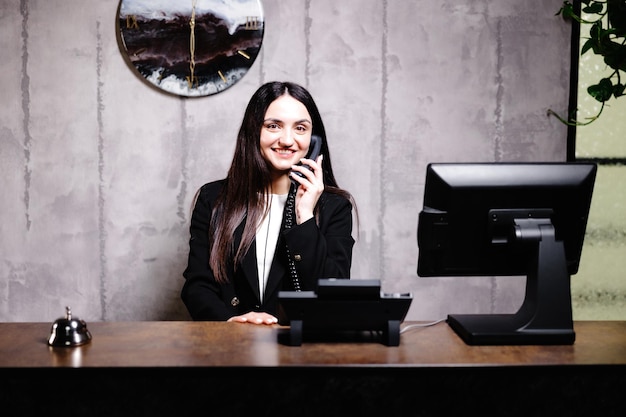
[284,184,301,291]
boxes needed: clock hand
[187,0,197,89]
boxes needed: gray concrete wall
[0,0,572,322]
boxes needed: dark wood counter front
[2,321,625,416]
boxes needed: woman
[181,81,356,325]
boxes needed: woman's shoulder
[197,179,227,202]
[320,188,353,210]
[199,179,226,192]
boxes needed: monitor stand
[447,220,576,345]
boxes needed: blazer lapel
[232,216,261,303]
[264,240,287,297]
[241,241,260,302]
[241,239,287,303]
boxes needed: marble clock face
[118,0,264,97]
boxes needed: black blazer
[181,180,354,321]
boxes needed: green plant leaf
[581,38,595,55]
[588,22,604,53]
[604,45,626,71]
[588,78,615,102]
[557,1,575,18]
[583,2,605,14]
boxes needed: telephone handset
[285,134,321,291]
[291,134,322,182]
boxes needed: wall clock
[117,0,264,97]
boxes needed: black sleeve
[181,182,234,321]
[283,193,354,290]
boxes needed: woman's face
[260,94,313,176]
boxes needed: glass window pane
[573,7,626,320]
[573,165,626,319]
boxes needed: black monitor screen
[417,162,597,345]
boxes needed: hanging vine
[549,0,626,125]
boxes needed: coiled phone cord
[284,184,301,291]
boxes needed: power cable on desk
[400,318,446,334]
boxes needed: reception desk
[2,320,625,416]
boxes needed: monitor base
[447,220,576,346]
[447,314,575,345]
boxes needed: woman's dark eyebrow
[263,118,312,125]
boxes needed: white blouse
[255,193,287,302]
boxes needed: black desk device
[279,279,412,346]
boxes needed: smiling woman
[116,0,265,97]
[180,81,358,324]
[259,94,314,179]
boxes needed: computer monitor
[417,162,597,345]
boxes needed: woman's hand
[227,311,278,325]
[290,155,324,224]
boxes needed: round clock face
[118,0,264,97]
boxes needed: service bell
[47,306,92,347]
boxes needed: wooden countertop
[2,320,625,368]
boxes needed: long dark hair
[208,81,355,284]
